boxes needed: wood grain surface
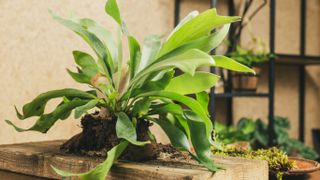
[0,140,268,180]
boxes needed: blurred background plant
[214,116,319,160]
[228,45,275,68]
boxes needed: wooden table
[0,140,268,180]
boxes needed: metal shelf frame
[174,0,320,144]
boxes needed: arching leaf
[165,71,220,95]
[159,24,230,60]
[105,0,122,26]
[213,55,255,74]
[137,35,161,73]
[52,140,129,180]
[6,98,89,133]
[132,49,214,87]
[128,36,141,79]
[50,11,113,79]
[138,91,213,140]
[158,9,240,57]
[15,89,96,120]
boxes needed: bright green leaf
[137,35,161,73]
[77,18,118,65]
[116,112,149,146]
[128,36,141,79]
[138,91,213,140]
[165,71,220,95]
[52,140,129,180]
[149,103,183,115]
[105,0,122,26]
[131,70,174,97]
[50,11,113,79]
[196,91,210,115]
[167,11,199,39]
[74,99,99,119]
[67,69,91,84]
[132,49,215,87]
[151,117,190,151]
[184,110,221,171]
[213,55,255,74]
[132,98,151,117]
[159,9,240,57]
[160,24,230,60]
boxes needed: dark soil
[60,113,183,162]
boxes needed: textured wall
[0,0,173,144]
[0,0,319,147]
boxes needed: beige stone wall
[0,0,173,144]
[0,0,319,147]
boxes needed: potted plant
[229,45,273,91]
[224,0,274,92]
[213,117,320,180]
[5,0,255,179]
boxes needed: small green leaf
[116,112,149,146]
[67,69,91,84]
[137,35,161,73]
[128,36,141,79]
[213,55,255,74]
[152,117,191,151]
[105,0,122,26]
[165,71,220,95]
[149,103,183,115]
[131,70,174,97]
[52,140,129,180]
[74,99,99,119]
[132,98,151,117]
[72,51,99,77]
[237,118,256,134]
[196,91,210,115]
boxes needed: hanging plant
[5,0,254,179]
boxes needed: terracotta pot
[231,66,261,92]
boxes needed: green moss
[212,145,294,180]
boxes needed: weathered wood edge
[0,140,268,180]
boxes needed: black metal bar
[209,0,217,121]
[215,92,270,98]
[299,66,306,142]
[268,0,276,146]
[174,0,180,27]
[226,71,233,126]
[210,0,217,8]
[298,0,307,142]
[224,0,236,126]
[276,54,320,61]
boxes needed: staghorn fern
[5,0,254,179]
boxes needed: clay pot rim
[285,157,320,175]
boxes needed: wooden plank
[0,140,268,180]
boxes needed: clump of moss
[212,145,294,180]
